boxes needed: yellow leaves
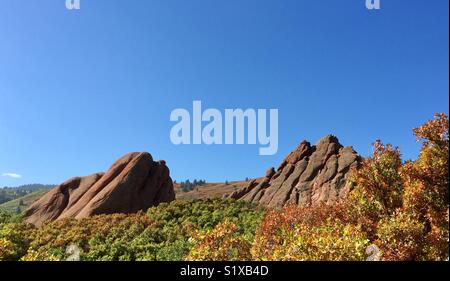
[187,220,252,261]
[348,139,404,219]
[0,238,14,260]
[251,205,370,261]
[271,219,368,261]
[20,249,59,261]
[376,211,425,261]
[0,222,35,261]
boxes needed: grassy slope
[0,189,49,213]
[175,178,262,200]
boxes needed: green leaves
[0,198,265,261]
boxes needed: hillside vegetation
[0,184,53,205]
[0,189,50,214]
[175,179,260,200]
[0,199,264,261]
[0,113,447,261]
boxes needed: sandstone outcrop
[23,152,175,226]
[229,135,361,208]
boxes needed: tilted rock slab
[229,135,361,208]
[23,152,175,226]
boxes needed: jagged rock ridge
[229,135,361,208]
[23,152,175,226]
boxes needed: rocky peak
[23,152,175,226]
[229,135,361,208]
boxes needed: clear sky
[0,0,448,187]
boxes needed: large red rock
[23,152,175,226]
[229,135,361,208]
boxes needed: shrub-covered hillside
[250,113,449,261]
[0,199,265,261]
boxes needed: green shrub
[1,198,264,261]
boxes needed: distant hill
[1,183,55,192]
[174,178,262,200]
[0,189,50,214]
[0,184,54,206]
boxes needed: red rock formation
[23,152,175,226]
[229,135,361,208]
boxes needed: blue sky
[0,0,448,186]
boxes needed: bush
[376,211,425,260]
[401,113,449,260]
[252,113,448,261]
[348,140,403,216]
[272,219,368,261]
[0,222,35,261]
[0,211,22,224]
[23,213,156,261]
[250,204,367,261]
[187,219,252,261]
[346,113,449,260]
[0,199,264,261]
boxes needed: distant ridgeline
[0,184,55,205]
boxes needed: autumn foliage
[0,199,264,261]
[0,114,448,261]
[251,204,369,261]
[187,219,252,261]
[251,113,448,261]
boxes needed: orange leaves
[413,113,449,148]
[406,113,449,213]
[256,113,448,261]
[402,113,449,260]
[346,113,449,260]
